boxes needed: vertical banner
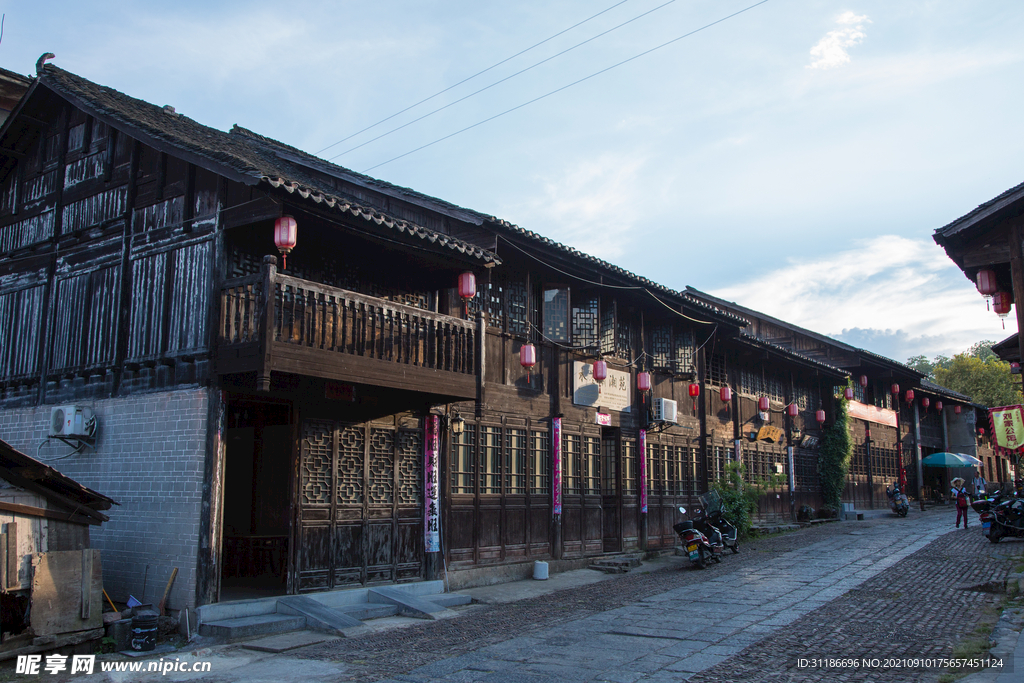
[552,417,562,515]
[424,415,440,552]
[787,446,795,493]
[639,429,648,514]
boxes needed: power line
[363,0,770,172]
[315,0,634,156]
[327,0,679,161]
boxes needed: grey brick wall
[0,387,209,610]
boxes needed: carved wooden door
[296,420,423,592]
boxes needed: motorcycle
[673,506,723,569]
[979,495,1024,543]
[886,482,909,517]
[695,490,739,553]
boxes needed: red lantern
[786,403,798,417]
[905,389,914,403]
[720,386,732,402]
[978,427,986,435]
[955,405,962,414]
[637,372,652,392]
[935,400,942,412]
[458,272,477,300]
[520,343,536,369]
[816,409,826,424]
[758,396,770,412]
[976,268,998,296]
[843,387,854,401]
[274,216,297,269]
[593,360,608,382]
[993,292,1012,327]
[859,375,868,388]
[688,383,700,398]
[922,397,930,409]
[891,383,900,396]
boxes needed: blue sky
[3,0,1022,362]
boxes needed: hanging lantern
[978,427,986,435]
[891,383,900,396]
[843,387,854,401]
[520,343,537,369]
[955,405,962,414]
[274,216,297,269]
[977,268,998,309]
[720,386,732,403]
[637,372,652,392]
[688,383,700,398]
[815,409,826,424]
[905,389,914,403]
[935,400,942,412]
[993,291,1012,328]
[593,360,608,382]
[786,403,799,417]
[922,397,930,409]
[758,396,770,412]
[859,375,868,388]
[458,272,477,300]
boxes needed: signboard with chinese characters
[756,425,785,443]
[572,361,631,413]
[424,415,440,552]
[552,418,562,515]
[846,401,897,428]
[989,405,1024,455]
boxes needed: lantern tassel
[281,254,287,270]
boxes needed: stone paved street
[301,507,1020,683]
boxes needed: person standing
[972,470,987,497]
[951,477,970,528]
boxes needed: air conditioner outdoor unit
[50,405,97,439]
[653,398,678,423]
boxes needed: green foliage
[711,462,786,539]
[933,353,1021,407]
[906,354,952,379]
[818,395,852,511]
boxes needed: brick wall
[0,387,209,610]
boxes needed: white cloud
[708,236,1016,362]
[808,12,871,70]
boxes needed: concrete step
[589,555,642,573]
[429,593,473,608]
[336,603,399,620]
[199,614,306,641]
[277,595,368,637]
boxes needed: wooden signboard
[756,425,785,443]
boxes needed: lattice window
[337,425,365,505]
[563,433,581,494]
[486,279,505,328]
[451,426,476,495]
[768,375,785,405]
[506,428,527,494]
[794,447,818,490]
[369,429,395,505]
[646,443,663,494]
[600,304,615,356]
[674,330,695,374]
[712,445,726,483]
[794,384,812,411]
[851,443,867,475]
[650,326,672,371]
[583,436,601,495]
[617,317,632,361]
[664,445,679,495]
[707,353,727,386]
[543,288,569,342]
[479,426,502,495]
[530,430,549,495]
[397,430,423,506]
[508,279,529,335]
[572,296,599,349]
[622,438,636,494]
[302,421,333,505]
[686,447,699,496]
[740,369,762,396]
[602,439,617,495]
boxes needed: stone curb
[957,570,1024,683]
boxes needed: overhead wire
[327,0,679,161]
[315,0,634,156]
[362,0,770,173]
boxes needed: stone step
[199,614,306,641]
[336,602,399,621]
[430,593,473,608]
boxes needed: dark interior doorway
[221,399,292,601]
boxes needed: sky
[2,0,1022,363]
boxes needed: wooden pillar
[256,256,277,392]
[865,424,874,509]
[914,402,925,511]
[196,388,227,606]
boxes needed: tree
[933,353,1021,407]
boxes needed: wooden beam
[1009,220,1024,368]
[963,241,1011,268]
[0,500,99,526]
[0,466,108,524]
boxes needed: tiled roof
[918,379,972,403]
[736,332,848,377]
[36,65,500,265]
[933,179,1024,241]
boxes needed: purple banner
[639,429,647,514]
[552,417,562,515]
[424,415,440,552]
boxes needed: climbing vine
[818,391,852,512]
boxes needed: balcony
[216,258,478,399]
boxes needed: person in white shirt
[973,470,987,497]
[951,477,970,528]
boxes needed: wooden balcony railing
[218,257,478,395]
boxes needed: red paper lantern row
[637,372,652,392]
[976,269,998,296]
[520,343,537,368]
[993,291,1012,317]
[843,387,854,401]
[786,403,798,417]
[859,375,868,387]
[593,360,608,382]
[720,386,732,403]
[905,389,915,403]
[758,396,770,412]
[935,400,943,412]
[891,383,899,396]
[274,216,297,269]
[816,409,826,424]
[922,397,930,409]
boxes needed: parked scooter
[673,506,722,569]
[978,495,1024,543]
[695,490,739,553]
[886,482,909,517]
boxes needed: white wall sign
[573,361,632,413]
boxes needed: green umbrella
[921,452,976,467]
